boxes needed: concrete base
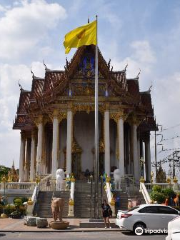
[80,219,118,228]
[89,219,103,222]
[49,221,69,230]
[36,218,48,228]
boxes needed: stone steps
[34,191,69,218]
[74,181,106,218]
[34,181,144,218]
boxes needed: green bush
[162,188,176,199]
[10,210,22,219]
[152,185,162,192]
[150,191,166,203]
[13,198,22,205]
[3,204,16,215]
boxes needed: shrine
[13,45,156,183]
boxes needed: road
[0,232,166,240]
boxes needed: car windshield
[127,206,139,212]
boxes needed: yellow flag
[63,20,97,54]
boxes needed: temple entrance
[72,138,82,179]
[72,153,81,179]
[99,153,104,176]
[92,138,105,176]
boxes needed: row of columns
[19,109,151,182]
[104,110,151,181]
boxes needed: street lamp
[155,127,163,182]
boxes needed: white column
[36,118,43,175]
[137,137,140,175]
[19,132,25,182]
[118,117,124,177]
[104,110,110,176]
[132,124,140,181]
[52,114,59,178]
[24,139,28,181]
[66,110,72,175]
[30,131,36,181]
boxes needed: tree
[156,166,166,183]
[0,165,10,181]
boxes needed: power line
[158,135,180,143]
[163,123,180,131]
[158,147,180,154]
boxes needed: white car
[166,216,180,240]
[115,204,179,235]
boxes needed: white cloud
[0,61,48,167]
[31,61,45,78]
[38,46,54,59]
[112,57,140,78]
[0,0,67,167]
[0,130,20,168]
[131,41,156,64]
[0,64,32,98]
[0,4,6,12]
[153,72,180,126]
[111,40,156,91]
[0,0,67,60]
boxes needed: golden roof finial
[12,160,15,169]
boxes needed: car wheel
[133,223,146,236]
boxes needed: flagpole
[94,15,99,219]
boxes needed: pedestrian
[101,199,112,229]
[135,195,141,206]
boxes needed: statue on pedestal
[49,197,69,229]
[51,197,64,222]
[56,169,65,191]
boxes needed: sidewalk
[0,218,120,232]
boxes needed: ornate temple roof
[13,45,156,131]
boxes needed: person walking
[101,199,112,229]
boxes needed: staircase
[113,191,128,211]
[112,175,146,212]
[74,180,106,218]
[33,180,145,218]
[113,187,145,212]
[34,191,69,218]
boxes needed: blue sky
[0,0,180,177]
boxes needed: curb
[0,229,121,233]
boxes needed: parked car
[115,204,179,235]
[166,216,180,240]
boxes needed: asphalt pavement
[0,232,166,240]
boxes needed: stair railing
[121,175,140,196]
[105,176,116,217]
[140,182,151,204]
[38,174,53,191]
[26,182,40,216]
[68,176,75,217]
[5,182,36,190]
[90,175,93,218]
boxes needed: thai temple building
[13,45,156,184]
